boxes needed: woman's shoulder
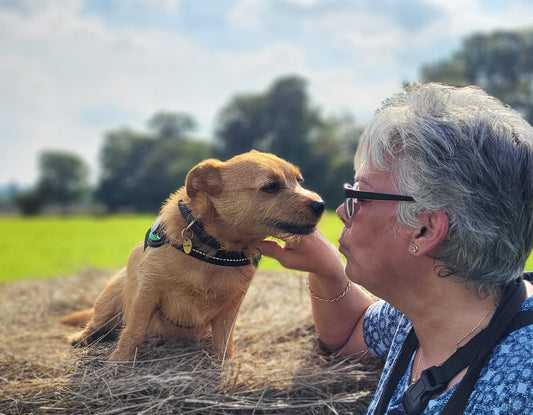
[494,295,533,355]
[521,292,533,311]
[467,323,533,413]
[363,300,411,360]
[465,296,533,412]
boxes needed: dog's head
[185,150,325,243]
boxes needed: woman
[260,83,533,414]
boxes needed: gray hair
[355,82,533,293]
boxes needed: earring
[411,244,419,254]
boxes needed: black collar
[143,200,260,268]
[178,200,223,250]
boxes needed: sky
[1,0,533,186]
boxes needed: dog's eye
[297,176,304,184]
[261,182,281,194]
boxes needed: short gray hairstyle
[355,82,533,293]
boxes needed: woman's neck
[404,277,499,363]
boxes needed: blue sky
[1,0,532,185]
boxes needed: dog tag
[183,237,192,254]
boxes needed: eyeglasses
[343,183,415,219]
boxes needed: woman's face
[337,166,412,295]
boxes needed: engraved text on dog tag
[183,237,192,254]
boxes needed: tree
[307,114,363,206]
[148,112,197,140]
[215,75,321,166]
[96,128,157,211]
[131,139,212,212]
[215,75,362,207]
[215,94,270,157]
[421,29,533,123]
[266,76,321,167]
[15,189,43,215]
[36,150,89,209]
[96,113,212,212]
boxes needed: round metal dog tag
[183,238,193,254]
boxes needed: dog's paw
[107,349,133,363]
[69,330,90,347]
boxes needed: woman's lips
[338,237,347,256]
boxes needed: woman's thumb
[259,239,285,259]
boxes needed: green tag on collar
[149,231,162,242]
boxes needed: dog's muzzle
[310,200,325,217]
[265,200,325,235]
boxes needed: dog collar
[143,200,261,268]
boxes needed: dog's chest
[159,275,247,318]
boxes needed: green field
[1,213,531,284]
[0,214,156,284]
[0,212,344,284]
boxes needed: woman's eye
[261,182,281,194]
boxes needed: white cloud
[113,0,180,13]
[2,0,533,185]
[417,0,533,38]
[307,67,399,122]
[228,0,268,30]
[303,9,410,67]
[0,1,310,183]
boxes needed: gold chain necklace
[412,346,423,383]
[411,304,496,383]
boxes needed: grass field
[0,214,156,284]
[1,212,531,284]
[0,212,344,284]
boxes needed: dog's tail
[59,308,94,327]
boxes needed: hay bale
[0,270,382,414]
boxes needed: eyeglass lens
[344,183,358,219]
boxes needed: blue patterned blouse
[362,295,533,414]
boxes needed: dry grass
[0,270,382,414]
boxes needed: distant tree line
[421,29,533,123]
[9,28,533,215]
[13,75,360,214]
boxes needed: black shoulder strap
[439,279,528,415]
[505,309,533,335]
[373,328,419,415]
[374,276,532,415]
[402,308,533,415]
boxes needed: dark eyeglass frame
[343,183,415,219]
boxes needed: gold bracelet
[306,277,351,303]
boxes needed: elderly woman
[261,83,533,414]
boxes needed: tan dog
[61,150,325,361]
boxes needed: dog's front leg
[210,296,244,359]
[108,294,156,362]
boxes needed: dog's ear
[186,159,223,198]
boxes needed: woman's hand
[259,229,345,277]
[261,228,372,356]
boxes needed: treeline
[12,75,361,214]
[7,28,533,215]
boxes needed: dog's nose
[310,200,325,217]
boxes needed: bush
[14,188,43,215]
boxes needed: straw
[0,270,382,414]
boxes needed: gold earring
[411,244,419,254]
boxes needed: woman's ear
[185,159,223,198]
[410,210,448,256]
